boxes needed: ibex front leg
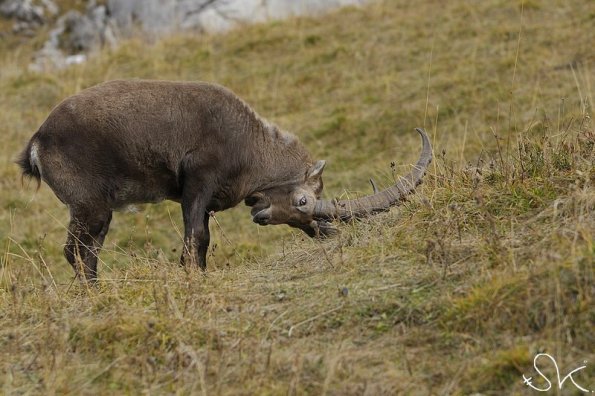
[180,181,211,270]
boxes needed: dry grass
[0,0,593,394]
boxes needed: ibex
[18,80,432,281]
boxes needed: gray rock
[1,0,43,22]
[60,7,114,53]
[61,10,96,52]
[0,0,57,22]
[191,0,366,33]
[107,0,178,36]
[103,0,366,35]
[29,2,116,71]
[30,0,366,71]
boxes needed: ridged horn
[313,128,432,221]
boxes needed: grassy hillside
[1,0,593,394]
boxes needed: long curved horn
[313,128,432,221]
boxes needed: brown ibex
[18,80,432,281]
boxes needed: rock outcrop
[1,0,366,71]
[0,0,58,35]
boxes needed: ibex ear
[306,160,326,181]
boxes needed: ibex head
[245,160,336,237]
[246,128,433,238]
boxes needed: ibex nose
[252,209,272,225]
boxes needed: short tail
[16,139,41,190]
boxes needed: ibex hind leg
[64,205,112,282]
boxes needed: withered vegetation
[0,0,593,394]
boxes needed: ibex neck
[247,124,312,193]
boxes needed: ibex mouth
[252,208,271,225]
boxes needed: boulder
[29,0,366,71]
[0,0,58,34]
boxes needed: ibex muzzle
[17,80,432,281]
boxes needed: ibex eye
[298,196,307,206]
